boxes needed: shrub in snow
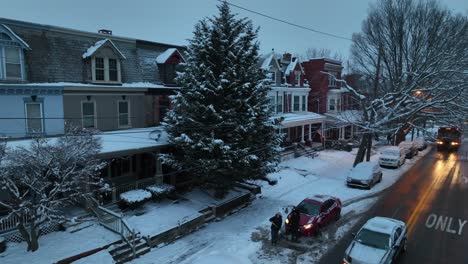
[119,189,152,210]
[146,183,176,201]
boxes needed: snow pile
[146,183,175,197]
[120,189,152,203]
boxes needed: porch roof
[272,112,326,128]
[325,110,363,125]
[4,126,170,159]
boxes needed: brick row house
[259,52,326,149]
[302,58,361,142]
[0,18,186,231]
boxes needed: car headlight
[344,254,352,263]
[436,141,444,145]
[285,218,289,224]
[451,142,459,146]
[304,224,313,229]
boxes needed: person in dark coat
[269,212,282,245]
[290,206,300,242]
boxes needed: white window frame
[81,101,97,128]
[277,95,283,113]
[328,98,336,111]
[91,57,121,83]
[328,72,337,87]
[0,45,25,80]
[24,102,43,134]
[295,71,301,86]
[302,95,306,111]
[270,71,276,82]
[293,95,300,112]
[117,100,131,128]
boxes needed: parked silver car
[343,217,407,264]
[346,162,383,189]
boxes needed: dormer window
[156,48,185,85]
[295,72,300,86]
[83,39,126,84]
[0,25,31,80]
[91,56,121,83]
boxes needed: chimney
[282,53,292,62]
[98,29,112,35]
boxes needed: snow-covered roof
[5,126,169,158]
[0,24,31,50]
[82,39,126,59]
[259,52,280,71]
[363,217,404,235]
[272,112,326,128]
[0,82,177,90]
[156,48,185,64]
[284,58,304,75]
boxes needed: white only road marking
[425,213,467,236]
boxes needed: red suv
[285,195,342,236]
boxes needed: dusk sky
[1,0,466,60]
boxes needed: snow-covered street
[127,148,428,264]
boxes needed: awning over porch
[272,112,326,128]
[5,126,170,159]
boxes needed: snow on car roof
[363,217,404,234]
[382,146,400,152]
[349,162,378,178]
[307,194,332,203]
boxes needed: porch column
[321,120,326,147]
[308,124,312,141]
[339,126,343,140]
[351,124,354,139]
[301,124,305,143]
[154,150,163,184]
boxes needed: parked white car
[343,217,407,264]
[379,147,406,169]
[398,141,418,159]
[413,137,427,151]
[346,162,383,189]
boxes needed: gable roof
[156,48,185,64]
[0,24,31,50]
[285,57,304,75]
[259,52,281,71]
[82,38,126,59]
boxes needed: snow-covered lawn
[128,147,430,264]
[0,146,431,264]
[0,223,120,264]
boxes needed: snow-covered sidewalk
[0,145,431,264]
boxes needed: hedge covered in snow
[146,183,176,200]
[120,189,152,208]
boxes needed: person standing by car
[269,212,282,245]
[290,207,300,242]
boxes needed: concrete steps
[108,235,151,264]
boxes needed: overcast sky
[1,0,466,59]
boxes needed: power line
[220,0,352,41]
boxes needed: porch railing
[0,213,32,234]
[86,195,137,257]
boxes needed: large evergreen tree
[163,1,282,197]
